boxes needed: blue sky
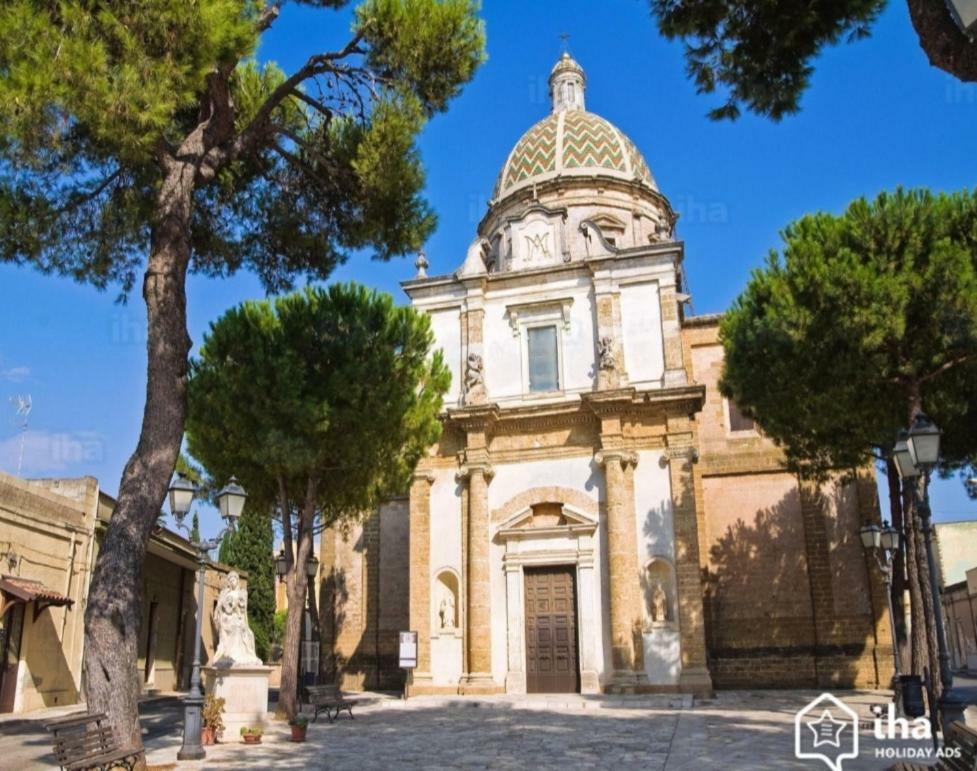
[1,0,975,538]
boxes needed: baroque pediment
[496,502,597,540]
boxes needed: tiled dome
[493,110,656,200]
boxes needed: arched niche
[641,557,676,630]
[433,568,460,634]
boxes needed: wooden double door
[524,565,580,693]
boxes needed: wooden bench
[890,721,977,771]
[303,684,355,723]
[45,711,142,771]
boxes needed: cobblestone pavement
[5,686,973,770]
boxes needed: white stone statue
[439,593,456,630]
[213,571,262,667]
[651,581,669,623]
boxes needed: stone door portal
[524,565,579,693]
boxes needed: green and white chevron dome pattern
[503,115,558,188]
[561,112,625,172]
[622,134,655,187]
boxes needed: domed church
[317,54,892,696]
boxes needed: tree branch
[919,351,977,383]
[906,0,977,82]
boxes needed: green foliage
[720,187,977,482]
[186,282,449,525]
[190,513,201,544]
[202,695,226,731]
[0,0,485,294]
[272,609,287,647]
[217,505,275,661]
[649,0,884,120]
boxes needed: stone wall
[319,498,410,691]
[684,317,890,689]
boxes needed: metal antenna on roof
[10,394,31,477]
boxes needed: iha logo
[872,703,931,741]
[795,693,859,771]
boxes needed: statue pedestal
[203,665,273,737]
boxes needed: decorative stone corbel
[658,446,699,467]
[455,463,495,483]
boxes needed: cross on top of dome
[549,51,586,113]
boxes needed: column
[596,449,645,691]
[408,469,434,692]
[577,543,601,693]
[458,462,497,693]
[503,556,525,693]
[667,442,714,696]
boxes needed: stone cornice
[445,403,501,433]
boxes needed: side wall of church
[684,318,891,689]
[319,498,410,691]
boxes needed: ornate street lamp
[168,474,246,762]
[907,413,942,471]
[305,553,319,579]
[947,0,977,34]
[892,431,919,480]
[217,477,248,522]
[168,473,197,520]
[275,548,289,583]
[859,522,923,717]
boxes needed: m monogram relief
[524,232,552,261]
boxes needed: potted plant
[201,695,225,745]
[289,714,309,742]
[240,726,263,745]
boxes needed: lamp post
[170,473,247,762]
[860,520,907,712]
[274,548,320,696]
[893,414,966,734]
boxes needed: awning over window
[0,575,73,619]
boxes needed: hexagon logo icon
[795,693,860,771]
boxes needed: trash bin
[900,674,925,718]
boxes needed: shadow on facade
[697,478,886,690]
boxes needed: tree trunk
[885,459,910,673]
[82,161,196,754]
[914,477,944,701]
[278,486,316,719]
[906,0,977,83]
[903,485,930,679]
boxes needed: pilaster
[665,428,713,697]
[457,459,499,693]
[659,281,687,387]
[408,468,435,692]
[595,448,645,691]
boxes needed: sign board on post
[399,630,418,669]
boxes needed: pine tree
[0,0,483,748]
[649,0,977,120]
[186,283,449,718]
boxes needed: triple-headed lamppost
[275,547,320,695]
[890,414,967,734]
[168,473,248,762]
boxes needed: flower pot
[201,727,216,746]
[290,725,307,742]
[242,734,262,745]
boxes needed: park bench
[304,684,355,723]
[890,721,977,771]
[45,711,142,771]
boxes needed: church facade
[317,54,893,695]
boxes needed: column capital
[660,446,699,465]
[594,449,639,470]
[411,469,436,485]
[456,463,495,483]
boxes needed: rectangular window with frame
[727,399,756,432]
[527,324,560,392]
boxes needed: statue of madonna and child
[212,571,262,668]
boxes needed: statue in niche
[651,581,669,623]
[213,571,262,667]
[464,353,486,402]
[439,592,456,630]
[597,336,615,371]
